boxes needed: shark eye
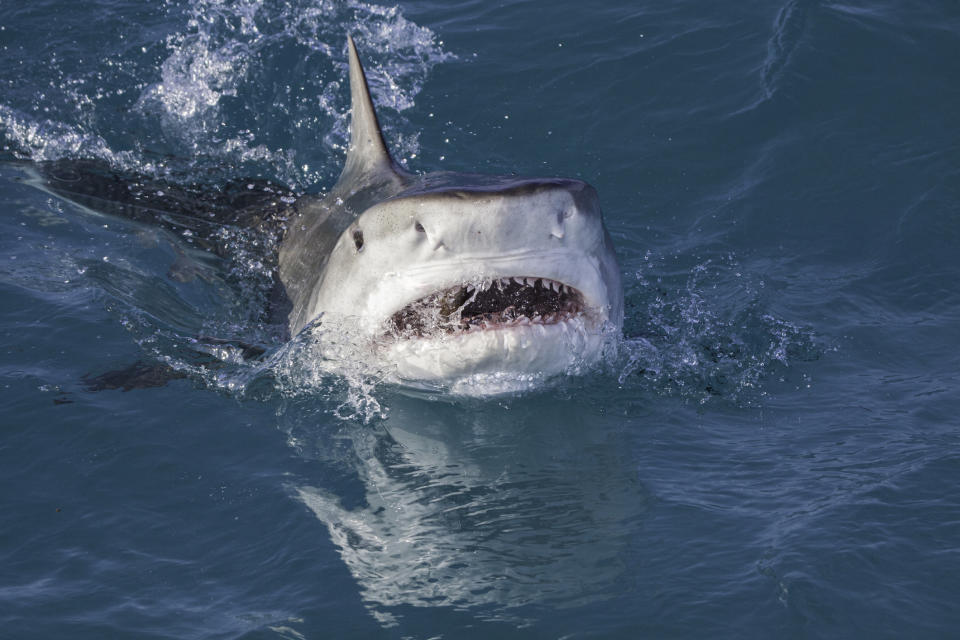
[352,229,364,252]
[414,221,425,233]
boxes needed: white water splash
[1,0,454,190]
[616,252,821,405]
[133,0,454,186]
[0,105,140,167]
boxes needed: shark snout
[388,188,603,259]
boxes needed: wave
[762,0,818,99]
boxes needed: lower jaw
[380,318,611,393]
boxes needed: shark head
[279,37,622,393]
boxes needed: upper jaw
[312,252,615,339]
[384,275,603,341]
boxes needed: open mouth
[388,277,586,339]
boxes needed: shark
[29,36,623,395]
[278,37,622,392]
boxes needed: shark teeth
[388,276,586,339]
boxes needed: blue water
[2,0,959,637]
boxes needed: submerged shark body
[31,37,622,394]
[279,37,622,391]
[295,395,645,625]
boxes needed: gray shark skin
[277,37,622,391]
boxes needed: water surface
[2,0,959,637]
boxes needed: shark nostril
[414,221,425,233]
[353,229,364,252]
[551,210,566,239]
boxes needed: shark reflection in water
[293,395,647,627]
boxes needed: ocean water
[2,0,959,637]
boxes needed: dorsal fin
[335,36,406,192]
